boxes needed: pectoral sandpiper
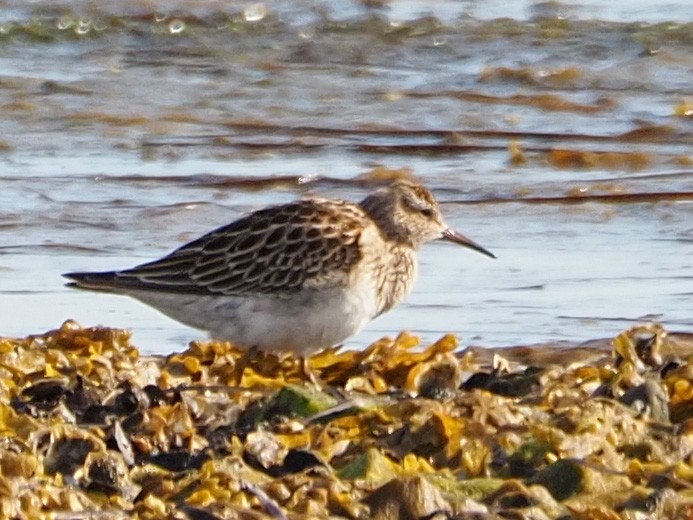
[64,180,494,355]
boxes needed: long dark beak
[441,228,496,259]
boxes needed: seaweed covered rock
[1,321,693,518]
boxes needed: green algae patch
[266,384,339,418]
[527,459,584,501]
[337,448,399,483]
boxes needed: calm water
[0,0,691,353]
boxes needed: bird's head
[361,180,495,258]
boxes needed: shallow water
[0,0,691,353]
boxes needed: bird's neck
[359,194,410,245]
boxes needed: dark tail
[63,271,122,292]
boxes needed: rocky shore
[1,321,692,519]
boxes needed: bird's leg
[233,345,260,385]
[301,356,324,391]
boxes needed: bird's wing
[78,200,365,296]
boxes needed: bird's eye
[420,208,434,218]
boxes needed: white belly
[128,284,378,356]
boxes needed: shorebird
[64,180,494,355]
